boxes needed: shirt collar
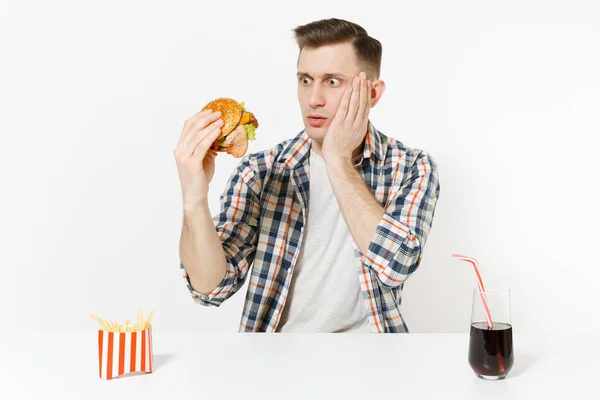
[278,121,384,169]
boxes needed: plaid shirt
[180,122,440,332]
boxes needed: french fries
[90,310,155,332]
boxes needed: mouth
[307,115,327,127]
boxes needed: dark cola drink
[468,322,514,379]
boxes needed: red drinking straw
[452,253,493,329]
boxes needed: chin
[304,125,327,142]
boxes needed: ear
[370,79,386,108]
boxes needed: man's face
[297,42,364,142]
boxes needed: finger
[356,73,368,125]
[345,75,361,123]
[192,129,221,161]
[179,111,222,149]
[205,150,217,162]
[190,122,224,160]
[190,109,214,123]
[193,119,223,151]
[178,112,216,151]
[181,113,223,151]
[185,111,222,143]
[333,85,353,123]
[186,109,214,130]
[363,79,372,120]
[178,109,213,142]
[180,119,221,159]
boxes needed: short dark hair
[293,18,382,79]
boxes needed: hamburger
[201,97,258,158]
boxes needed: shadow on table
[153,353,177,369]
[507,352,536,378]
[111,371,149,380]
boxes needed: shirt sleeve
[363,152,440,288]
[180,156,261,307]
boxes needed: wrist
[324,153,352,168]
[183,197,210,213]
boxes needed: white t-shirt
[277,149,372,333]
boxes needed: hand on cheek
[322,71,371,163]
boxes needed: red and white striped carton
[97,325,154,380]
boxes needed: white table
[1,331,595,399]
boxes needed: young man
[174,18,440,333]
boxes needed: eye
[327,78,341,87]
[299,76,312,85]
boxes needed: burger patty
[213,124,247,152]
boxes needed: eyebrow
[296,72,349,80]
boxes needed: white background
[1,0,598,334]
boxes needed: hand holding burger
[174,98,258,209]
[201,98,258,158]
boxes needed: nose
[308,83,325,109]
